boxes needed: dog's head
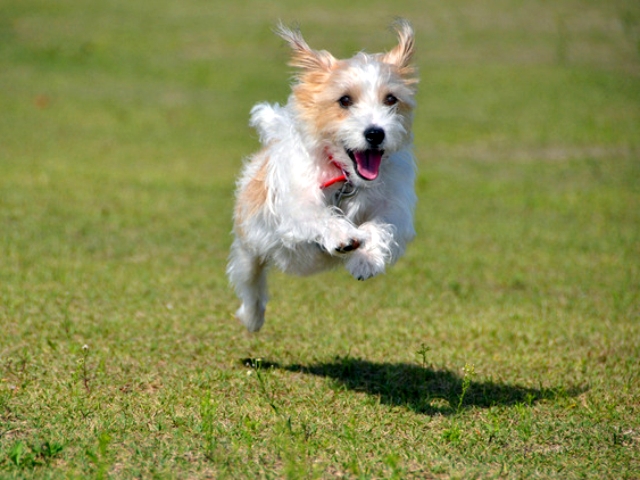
[277,21,418,183]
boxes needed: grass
[1,0,639,478]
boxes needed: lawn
[1,0,639,478]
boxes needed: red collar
[320,153,348,190]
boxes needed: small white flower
[82,344,89,351]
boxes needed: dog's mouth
[346,149,384,181]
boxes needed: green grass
[1,0,639,478]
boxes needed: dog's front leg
[346,215,415,281]
[344,222,394,280]
[276,197,367,256]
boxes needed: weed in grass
[514,401,534,442]
[79,344,91,394]
[383,452,406,480]
[244,358,318,477]
[8,440,64,468]
[443,363,477,445]
[249,358,281,416]
[441,423,463,445]
[612,427,636,447]
[483,407,505,446]
[246,358,297,440]
[415,342,431,370]
[456,363,476,413]
[70,343,94,420]
[7,442,27,468]
[199,390,220,463]
[85,431,113,480]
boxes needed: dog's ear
[382,19,416,77]
[275,23,336,72]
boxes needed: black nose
[364,127,385,148]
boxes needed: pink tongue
[354,150,383,180]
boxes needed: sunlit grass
[1,0,639,477]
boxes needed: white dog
[227,21,418,331]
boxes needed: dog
[227,20,418,332]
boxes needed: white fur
[227,22,418,331]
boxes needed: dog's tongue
[354,150,383,180]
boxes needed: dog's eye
[338,95,354,109]
[383,94,399,107]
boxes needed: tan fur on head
[381,20,416,78]
[277,20,418,140]
[275,23,336,72]
[277,20,417,84]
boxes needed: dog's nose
[364,127,385,148]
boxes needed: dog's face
[277,22,417,182]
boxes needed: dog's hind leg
[227,239,268,332]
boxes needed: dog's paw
[236,302,265,332]
[346,250,386,281]
[320,223,368,256]
[335,238,361,254]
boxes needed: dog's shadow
[242,356,583,415]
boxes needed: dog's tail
[250,102,291,145]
